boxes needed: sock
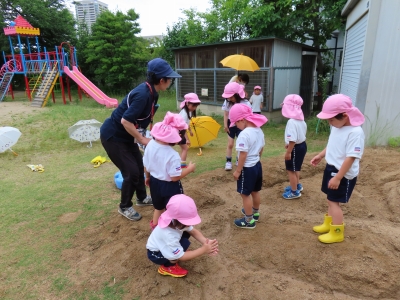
[252,207,259,214]
[245,214,253,222]
[164,262,176,267]
[291,190,297,194]
[226,157,232,162]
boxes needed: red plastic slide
[63,66,118,108]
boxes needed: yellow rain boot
[313,214,332,234]
[318,223,344,244]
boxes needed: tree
[84,9,151,93]
[0,0,77,51]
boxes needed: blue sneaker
[241,208,260,222]
[284,183,303,192]
[234,217,256,229]
[282,189,301,200]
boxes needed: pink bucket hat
[281,94,304,121]
[229,103,268,127]
[150,112,188,143]
[222,82,245,98]
[254,85,261,90]
[179,93,201,109]
[317,94,365,126]
[158,194,201,228]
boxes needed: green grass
[0,91,328,298]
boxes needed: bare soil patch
[61,148,400,299]
[0,100,46,125]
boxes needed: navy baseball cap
[147,58,182,78]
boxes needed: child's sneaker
[282,189,301,200]
[118,207,142,221]
[284,183,303,192]
[241,208,260,222]
[234,217,256,229]
[136,195,153,206]
[158,264,188,277]
[225,161,232,171]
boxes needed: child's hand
[204,238,219,255]
[187,162,196,173]
[310,155,322,166]
[186,140,191,146]
[284,152,291,160]
[285,144,289,149]
[328,177,340,189]
[190,131,194,137]
[224,126,230,134]
[233,170,240,180]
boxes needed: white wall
[362,0,400,144]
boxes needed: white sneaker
[225,161,232,171]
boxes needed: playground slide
[63,66,118,108]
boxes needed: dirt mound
[62,148,400,299]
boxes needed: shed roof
[171,36,317,51]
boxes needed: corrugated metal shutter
[339,13,368,105]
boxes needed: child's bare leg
[327,200,343,225]
[287,170,297,190]
[226,136,234,158]
[152,208,165,225]
[295,171,300,185]
[250,191,260,210]
[241,194,253,216]
[180,144,189,162]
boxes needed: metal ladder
[0,72,14,102]
[31,63,59,108]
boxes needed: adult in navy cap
[100,58,181,221]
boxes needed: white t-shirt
[249,94,263,112]
[325,126,365,179]
[222,99,252,113]
[146,225,193,260]
[143,139,182,181]
[229,75,246,86]
[236,127,265,167]
[179,109,192,125]
[284,119,307,145]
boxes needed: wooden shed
[172,37,317,121]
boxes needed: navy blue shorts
[227,119,242,139]
[237,161,263,195]
[321,164,357,203]
[147,232,191,266]
[150,176,183,210]
[285,141,307,171]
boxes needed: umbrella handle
[197,148,203,156]
[9,148,18,156]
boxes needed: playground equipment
[1,15,118,108]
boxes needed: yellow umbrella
[188,116,221,156]
[220,54,260,72]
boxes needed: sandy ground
[0,100,46,125]
[61,149,400,300]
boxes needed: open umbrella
[220,54,260,72]
[68,119,102,148]
[0,126,21,156]
[187,116,221,156]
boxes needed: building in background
[339,0,400,145]
[74,0,108,31]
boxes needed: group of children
[142,77,365,277]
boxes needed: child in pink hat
[221,82,252,171]
[178,93,201,167]
[281,94,308,200]
[143,112,196,230]
[146,194,219,277]
[249,85,263,114]
[228,103,268,229]
[310,94,365,244]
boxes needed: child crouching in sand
[146,194,219,277]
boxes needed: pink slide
[63,66,118,108]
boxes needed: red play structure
[1,16,118,108]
